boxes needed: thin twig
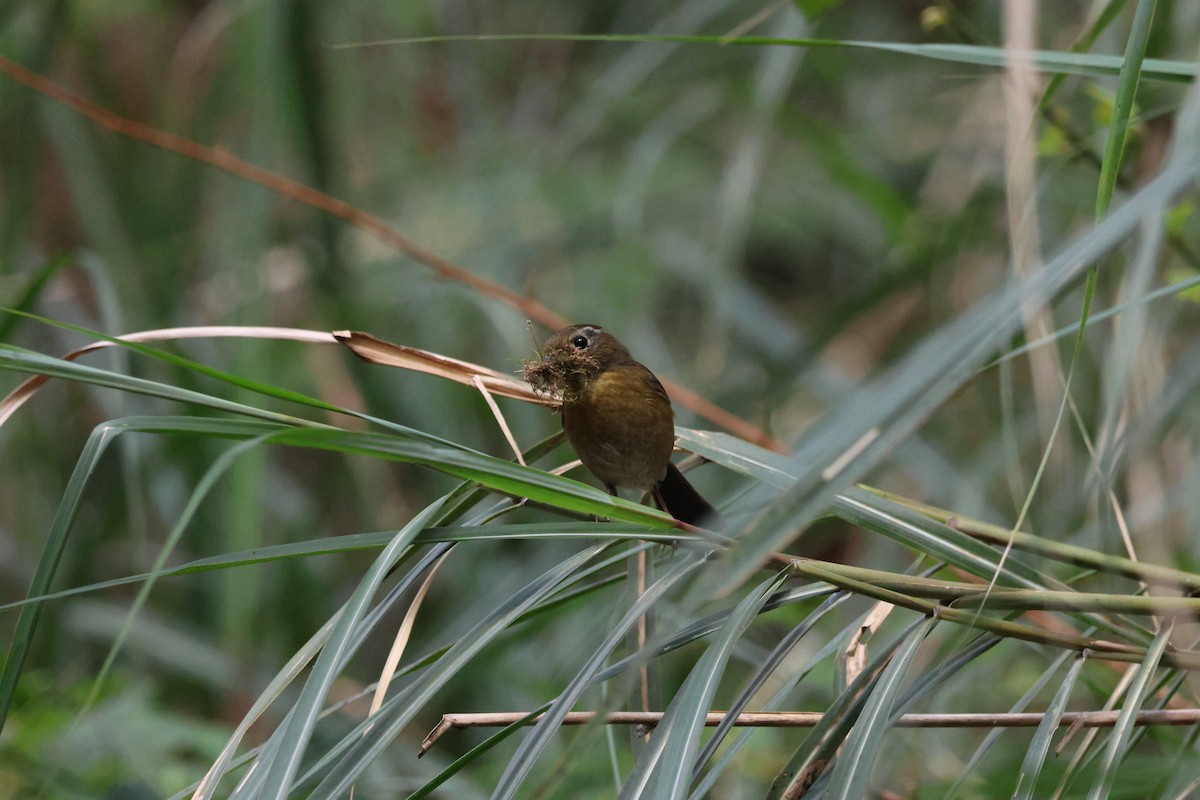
[473,376,525,465]
[368,549,454,724]
[636,548,650,736]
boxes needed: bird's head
[524,323,634,400]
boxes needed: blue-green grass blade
[712,161,1198,595]
[1086,621,1174,800]
[0,522,669,614]
[597,583,835,685]
[823,616,935,800]
[299,545,605,798]
[691,591,851,779]
[688,594,855,799]
[618,570,789,799]
[490,552,707,800]
[766,616,926,800]
[336,34,1196,83]
[1013,654,1086,800]
[254,497,446,798]
[197,543,453,799]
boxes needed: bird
[525,323,717,526]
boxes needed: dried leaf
[334,330,555,406]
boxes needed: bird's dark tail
[654,462,718,526]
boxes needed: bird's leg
[597,483,618,523]
[651,485,668,513]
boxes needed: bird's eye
[570,334,589,349]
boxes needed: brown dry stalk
[335,330,546,404]
[418,708,1200,755]
[0,54,784,452]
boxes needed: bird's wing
[640,365,671,405]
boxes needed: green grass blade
[264,426,673,524]
[407,707,551,800]
[0,349,677,523]
[0,420,124,734]
[71,433,273,738]
[0,345,319,427]
[0,257,72,341]
[1039,0,1131,109]
[1095,0,1156,219]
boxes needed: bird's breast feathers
[561,366,675,488]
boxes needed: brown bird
[526,324,717,525]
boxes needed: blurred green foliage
[3,1,1200,797]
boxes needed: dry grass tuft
[522,346,601,402]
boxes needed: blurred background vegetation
[3,1,1200,797]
